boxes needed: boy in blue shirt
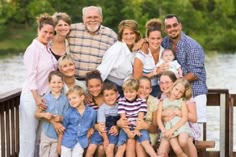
[86,82,120,157]
[57,85,96,157]
[35,71,69,157]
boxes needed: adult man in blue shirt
[162,14,208,123]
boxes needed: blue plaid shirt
[162,32,207,97]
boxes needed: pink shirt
[22,39,57,95]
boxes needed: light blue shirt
[61,106,96,148]
[42,92,69,139]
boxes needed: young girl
[86,82,120,157]
[116,79,158,157]
[85,70,109,157]
[157,78,192,157]
[156,49,183,78]
[85,70,104,110]
[57,85,96,157]
[35,71,69,157]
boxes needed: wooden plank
[195,141,215,149]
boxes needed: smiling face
[147,30,162,51]
[59,60,75,77]
[122,28,137,47]
[67,92,85,108]
[170,83,185,99]
[159,75,174,94]
[164,16,182,40]
[124,88,138,101]
[138,79,152,99]
[83,8,102,33]
[87,78,103,97]
[103,89,118,106]
[48,75,64,95]
[38,24,54,44]
[54,19,70,37]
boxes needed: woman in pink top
[19,13,57,157]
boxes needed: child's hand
[56,144,61,155]
[109,126,119,136]
[53,122,65,134]
[127,131,135,139]
[133,129,141,137]
[103,139,109,148]
[164,129,173,139]
[87,128,94,138]
[136,118,146,130]
[43,112,53,120]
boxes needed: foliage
[0,0,235,52]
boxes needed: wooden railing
[0,89,21,157]
[0,89,235,157]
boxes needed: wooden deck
[0,88,235,157]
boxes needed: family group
[19,5,207,157]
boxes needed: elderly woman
[97,19,141,96]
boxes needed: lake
[0,52,235,151]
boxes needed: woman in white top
[97,20,141,96]
[19,13,57,157]
[133,19,165,97]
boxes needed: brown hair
[48,70,64,82]
[139,76,151,87]
[160,71,177,83]
[37,13,54,30]
[101,82,118,95]
[118,20,141,42]
[52,12,72,26]
[85,70,103,86]
[145,18,162,37]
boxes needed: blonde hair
[52,12,72,26]
[66,85,85,97]
[122,79,139,92]
[145,18,162,37]
[118,20,141,42]
[171,78,192,100]
[58,55,74,71]
[37,13,54,30]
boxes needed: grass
[0,25,36,56]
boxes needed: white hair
[82,6,103,17]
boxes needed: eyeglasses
[165,23,179,29]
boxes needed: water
[0,52,235,151]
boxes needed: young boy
[57,85,96,157]
[115,79,158,157]
[35,71,69,157]
[86,82,120,157]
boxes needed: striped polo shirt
[118,97,147,127]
